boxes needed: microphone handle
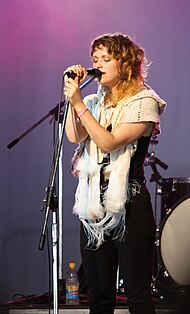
[64,68,102,79]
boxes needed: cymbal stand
[144,136,168,223]
[144,136,168,300]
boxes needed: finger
[64,64,84,79]
[66,78,79,89]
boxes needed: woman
[64,33,166,314]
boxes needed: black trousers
[80,185,156,314]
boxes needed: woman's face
[92,46,120,90]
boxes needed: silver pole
[58,123,63,281]
[52,211,59,314]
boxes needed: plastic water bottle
[65,262,79,305]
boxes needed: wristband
[76,106,88,122]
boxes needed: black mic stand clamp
[39,186,58,250]
[144,137,168,184]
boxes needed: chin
[99,77,108,86]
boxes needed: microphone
[64,68,102,79]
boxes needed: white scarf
[72,87,136,248]
[73,144,135,248]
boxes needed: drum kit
[145,137,190,305]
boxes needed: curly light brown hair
[91,33,148,103]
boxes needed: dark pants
[80,186,156,314]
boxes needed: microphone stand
[38,76,96,249]
[38,76,97,314]
[7,102,65,149]
[7,75,97,314]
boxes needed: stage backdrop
[0,0,190,304]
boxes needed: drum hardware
[159,177,190,219]
[156,186,162,195]
[151,266,167,302]
[171,179,176,192]
[165,207,172,215]
[152,226,169,302]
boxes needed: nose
[95,60,103,69]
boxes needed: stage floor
[0,307,185,314]
[0,303,187,314]
[1,290,189,314]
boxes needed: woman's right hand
[63,64,88,107]
[64,65,89,144]
[64,64,88,83]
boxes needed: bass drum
[158,195,190,285]
[161,177,190,219]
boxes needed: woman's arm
[65,104,88,143]
[72,104,153,153]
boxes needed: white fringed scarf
[71,87,137,249]
[73,144,135,248]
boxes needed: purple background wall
[0,0,190,303]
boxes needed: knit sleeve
[120,94,166,135]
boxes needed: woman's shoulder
[124,86,167,115]
[131,86,165,102]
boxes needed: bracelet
[76,106,88,122]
